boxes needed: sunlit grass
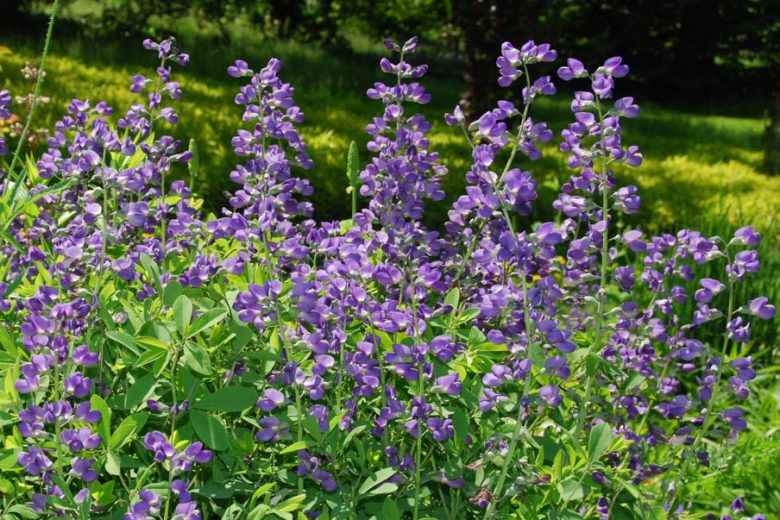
[1,33,777,237]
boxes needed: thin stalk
[667,267,735,510]
[163,350,180,520]
[410,282,425,520]
[574,94,610,434]
[261,231,305,493]
[5,0,61,189]
[160,167,167,251]
[481,65,538,519]
[412,359,425,519]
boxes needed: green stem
[574,95,610,434]
[667,267,735,511]
[163,350,180,520]
[481,65,538,519]
[412,360,425,519]
[160,167,167,252]
[410,282,425,520]
[4,0,61,189]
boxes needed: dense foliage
[0,30,776,520]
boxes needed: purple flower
[557,58,587,80]
[722,407,746,432]
[748,297,776,320]
[545,356,571,379]
[61,427,101,451]
[255,417,288,442]
[439,468,464,488]
[17,447,52,476]
[257,388,285,411]
[143,431,175,462]
[125,489,161,519]
[657,395,690,419]
[727,317,751,343]
[426,417,454,442]
[70,457,99,482]
[433,373,462,396]
[63,372,92,398]
[733,226,760,246]
[539,385,562,407]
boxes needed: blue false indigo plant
[0,29,773,520]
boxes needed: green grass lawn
[2,33,779,233]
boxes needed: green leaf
[106,331,138,352]
[183,341,212,375]
[162,280,184,308]
[105,452,121,476]
[0,325,17,353]
[173,295,193,335]
[279,440,309,455]
[109,412,149,451]
[457,307,481,323]
[346,140,360,186]
[382,497,401,520]
[124,374,157,409]
[188,138,199,189]
[193,385,256,412]
[8,505,38,519]
[188,308,228,338]
[452,407,469,449]
[588,422,613,462]
[191,410,229,450]
[89,394,111,444]
[443,287,460,311]
[368,482,398,496]
[559,478,584,502]
[358,467,397,495]
[273,493,306,513]
[139,254,161,292]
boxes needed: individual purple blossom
[557,58,587,81]
[722,408,747,432]
[426,417,454,442]
[171,442,213,473]
[439,468,464,488]
[61,427,101,451]
[433,373,462,396]
[545,356,571,379]
[63,372,92,398]
[733,226,760,246]
[124,490,162,520]
[539,385,562,407]
[727,317,751,343]
[657,395,690,419]
[255,417,288,442]
[143,431,175,462]
[70,457,99,482]
[748,297,775,320]
[257,388,286,411]
[17,447,52,476]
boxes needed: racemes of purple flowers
[0,32,772,520]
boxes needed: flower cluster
[0,33,773,520]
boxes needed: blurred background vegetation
[0,1,779,515]
[1,0,778,344]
